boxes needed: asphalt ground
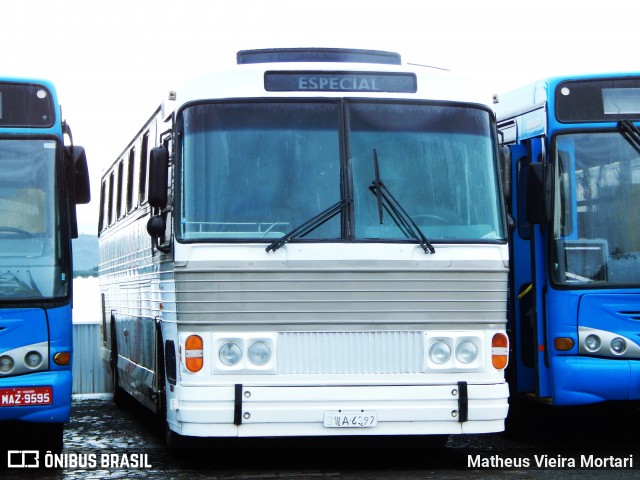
[1,396,639,479]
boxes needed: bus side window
[116,161,124,219]
[98,180,106,233]
[557,150,573,236]
[127,148,135,212]
[108,172,115,226]
[139,132,149,205]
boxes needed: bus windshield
[178,101,504,243]
[0,139,67,300]
[554,131,640,286]
[349,102,503,242]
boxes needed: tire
[16,422,64,454]
[165,422,188,449]
[109,314,127,408]
[39,422,64,454]
[111,363,128,409]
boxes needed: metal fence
[72,322,110,394]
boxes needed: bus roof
[493,71,640,122]
[171,49,485,110]
[236,48,403,65]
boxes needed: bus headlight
[248,342,271,366]
[611,337,626,355]
[219,342,242,366]
[584,334,601,352]
[0,355,14,373]
[24,351,43,369]
[429,341,451,364]
[455,341,477,364]
[213,333,277,374]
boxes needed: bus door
[511,137,552,400]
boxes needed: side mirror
[64,145,91,239]
[65,146,91,205]
[526,162,553,224]
[147,215,166,237]
[147,214,171,254]
[148,146,169,209]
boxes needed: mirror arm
[147,210,171,255]
[154,236,172,254]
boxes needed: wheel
[165,422,188,449]
[422,434,449,448]
[111,364,128,408]
[40,423,64,454]
[109,315,127,408]
[20,423,64,454]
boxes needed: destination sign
[0,82,54,127]
[265,71,417,93]
[556,77,640,122]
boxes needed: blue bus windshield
[0,139,67,300]
[553,131,640,286]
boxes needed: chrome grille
[277,331,423,374]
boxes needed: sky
[3,1,639,234]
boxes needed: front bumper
[0,370,71,423]
[167,382,509,437]
[552,356,640,405]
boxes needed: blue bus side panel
[546,291,640,404]
[0,309,48,348]
[551,356,630,405]
[47,304,73,371]
[0,306,72,423]
[578,293,640,339]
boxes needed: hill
[72,234,99,277]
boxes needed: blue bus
[0,78,90,452]
[494,73,640,411]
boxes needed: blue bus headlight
[610,337,627,355]
[248,342,271,366]
[455,341,478,364]
[429,341,451,364]
[0,355,14,373]
[219,342,242,366]
[584,334,601,352]
[25,351,43,369]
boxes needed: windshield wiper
[618,120,640,155]
[369,149,435,254]
[372,149,384,224]
[266,199,349,253]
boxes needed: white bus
[98,48,509,446]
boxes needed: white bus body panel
[159,242,508,436]
[176,62,485,106]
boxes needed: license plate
[324,410,377,428]
[0,387,53,406]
